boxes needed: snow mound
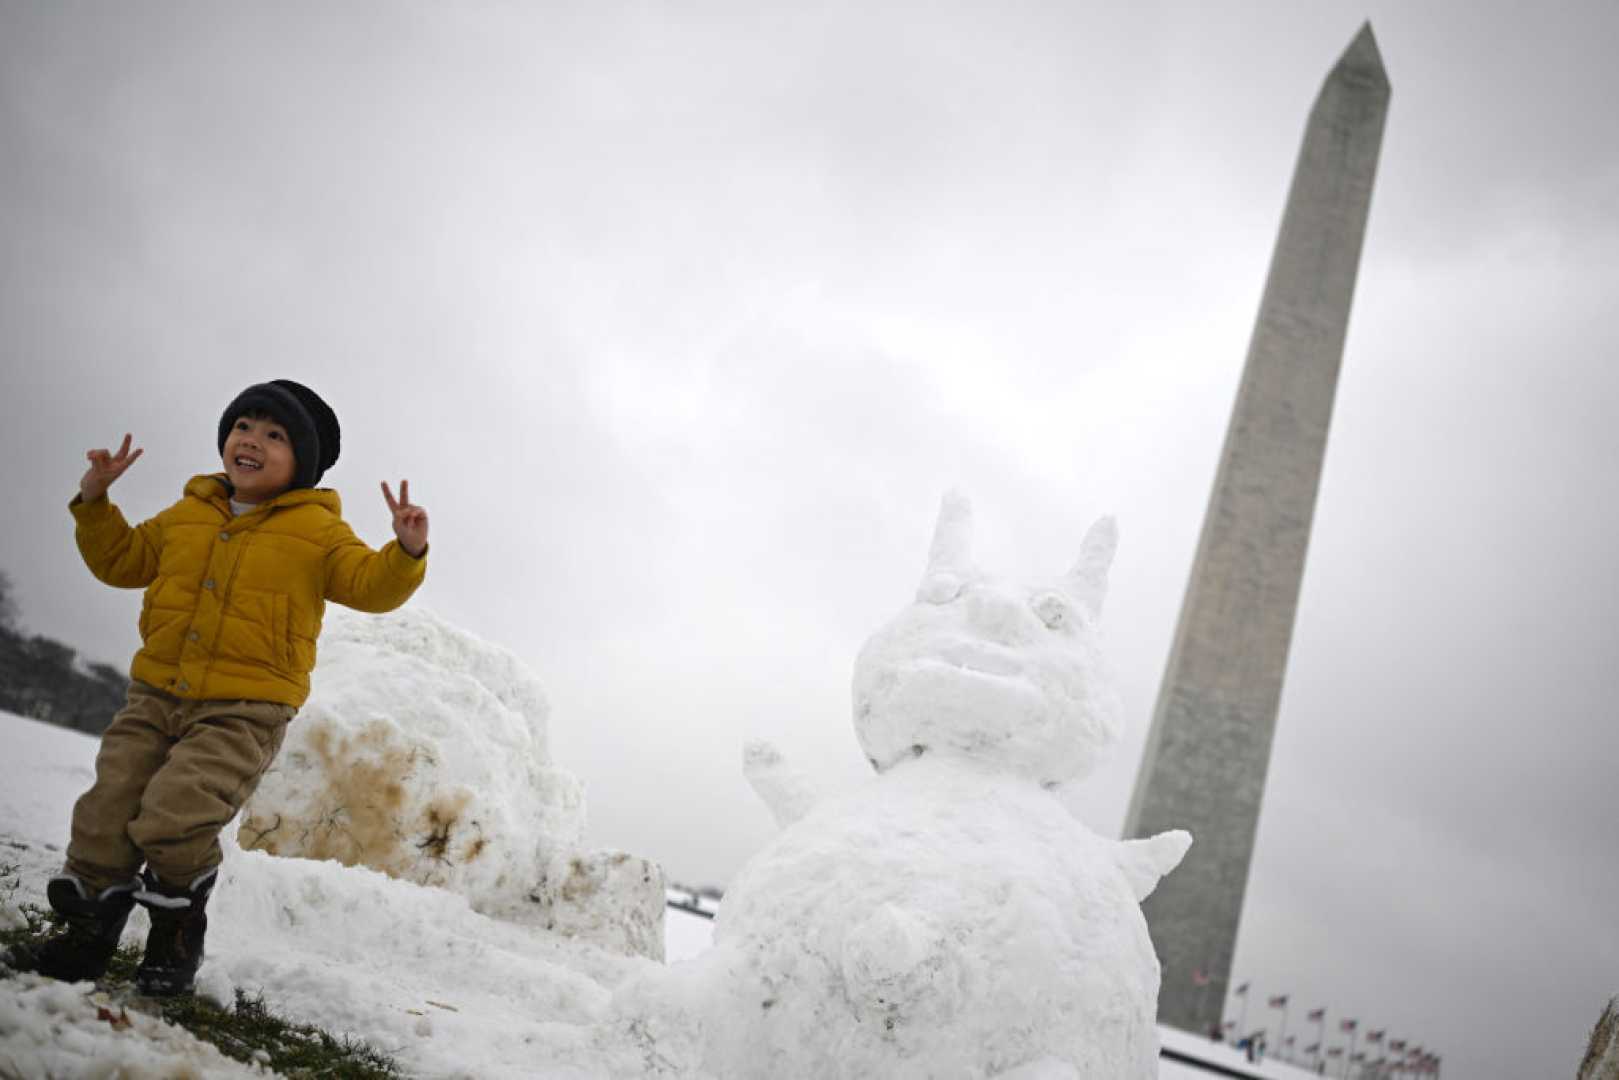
[196,837,671,1079]
[621,494,1189,1078]
[240,606,664,959]
[0,974,270,1079]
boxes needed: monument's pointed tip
[1327,20,1390,92]
[1349,21,1381,58]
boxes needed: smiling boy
[8,379,428,996]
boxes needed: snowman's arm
[1114,830,1192,902]
[742,739,821,828]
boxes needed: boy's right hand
[79,433,143,503]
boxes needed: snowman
[651,493,1190,1079]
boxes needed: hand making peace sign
[381,480,429,558]
[80,433,144,503]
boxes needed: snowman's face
[852,550,1123,787]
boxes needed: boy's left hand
[382,480,429,558]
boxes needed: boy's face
[222,414,296,503]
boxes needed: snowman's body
[653,495,1188,1079]
[706,755,1168,1078]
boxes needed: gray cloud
[3,3,1616,1076]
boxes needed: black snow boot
[132,867,217,997]
[4,874,139,983]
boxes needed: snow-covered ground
[0,709,671,1077]
[1157,1026,1328,1080]
[4,713,1336,1079]
[0,557,1355,1079]
[0,530,1356,1079]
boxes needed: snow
[1,706,667,1077]
[0,501,1258,1076]
[1,708,1282,1079]
[662,903,716,967]
[1157,1026,1337,1079]
[238,607,664,960]
[1,974,272,1079]
[851,495,1124,786]
[629,756,1177,1077]
[617,495,1190,1078]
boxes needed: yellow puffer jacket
[71,474,427,707]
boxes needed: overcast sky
[3,1,1616,1076]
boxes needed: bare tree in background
[0,566,126,733]
[0,569,17,631]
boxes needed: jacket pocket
[221,588,284,670]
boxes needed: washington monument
[1124,25,1391,1033]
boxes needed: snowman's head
[852,492,1123,786]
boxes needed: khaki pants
[66,680,294,891]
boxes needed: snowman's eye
[1032,593,1070,630]
[917,573,964,605]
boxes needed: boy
[8,379,428,996]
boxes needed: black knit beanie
[216,380,341,490]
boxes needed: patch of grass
[1,892,402,1079]
[158,989,402,1078]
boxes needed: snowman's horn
[925,491,974,578]
[1064,516,1117,618]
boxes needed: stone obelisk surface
[1123,24,1390,1034]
